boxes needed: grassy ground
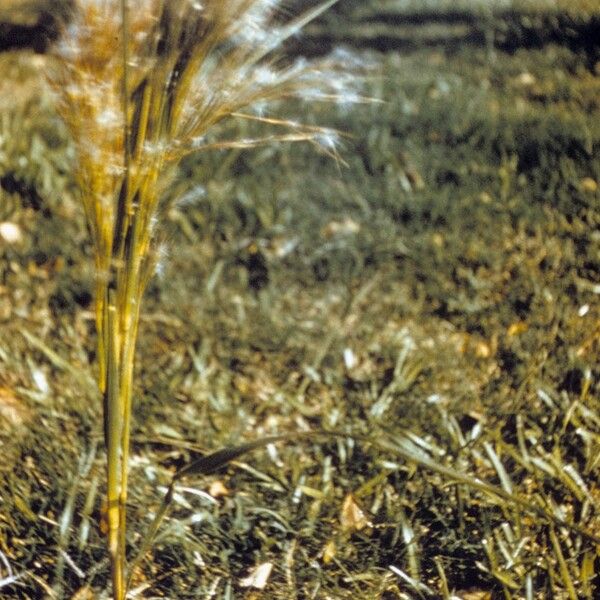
[0,3,599,599]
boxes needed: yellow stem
[116,177,147,589]
[105,291,124,600]
[117,305,141,587]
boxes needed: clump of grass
[47,1,360,597]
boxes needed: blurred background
[0,1,599,598]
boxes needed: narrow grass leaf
[483,441,514,495]
[549,527,578,600]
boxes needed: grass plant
[47,1,359,597]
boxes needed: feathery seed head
[315,130,339,152]
[48,0,357,274]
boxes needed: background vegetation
[0,0,599,598]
